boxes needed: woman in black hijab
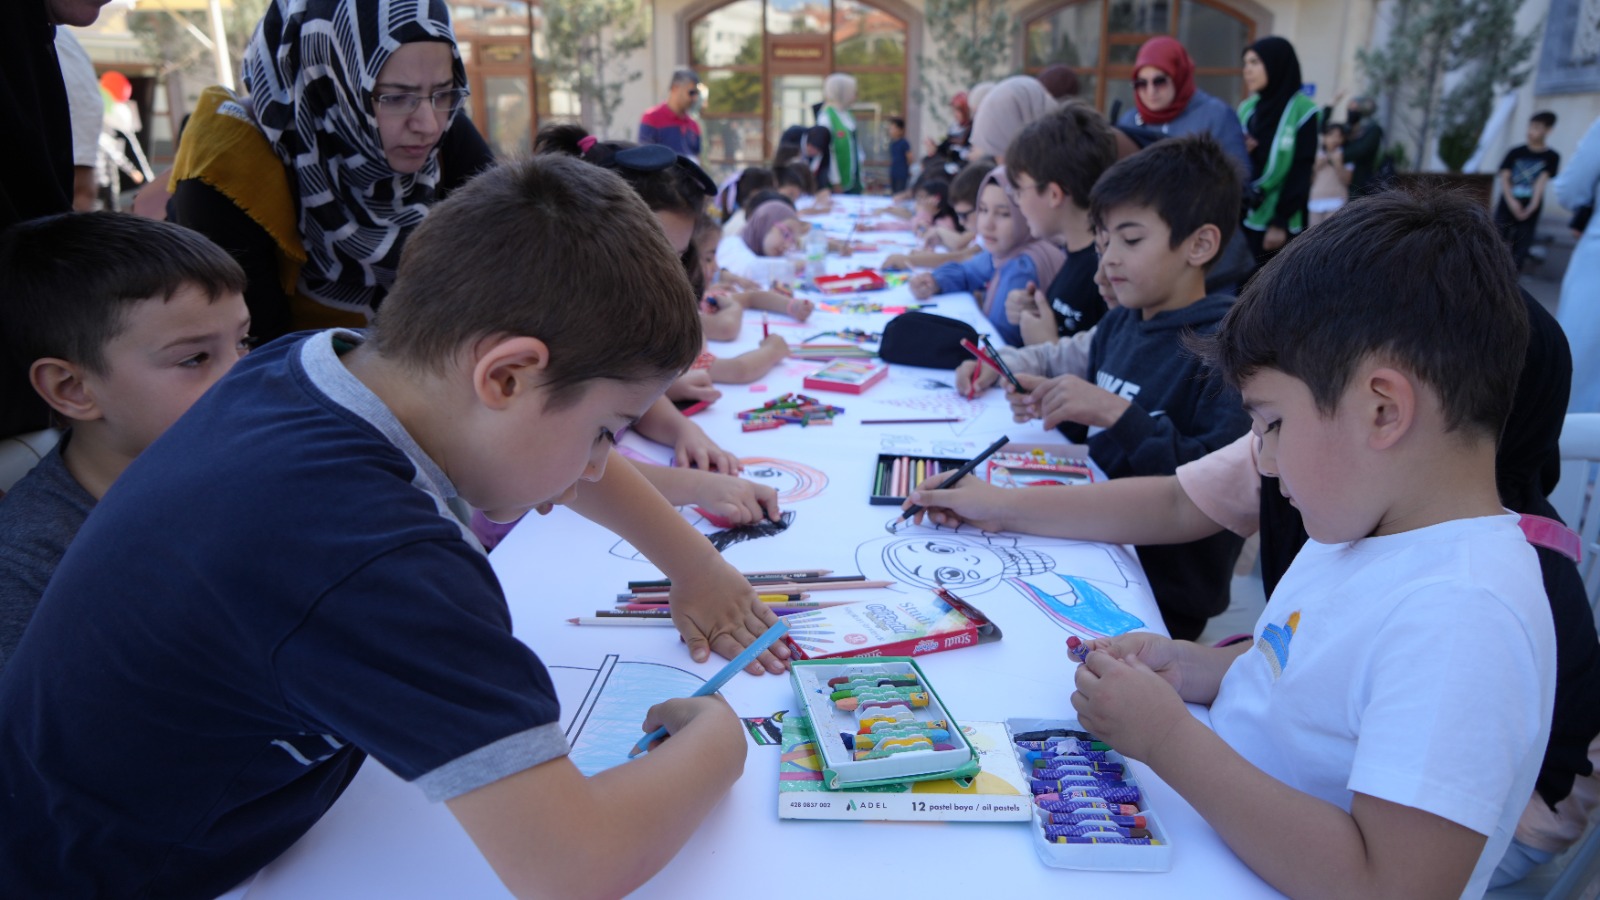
[1237,36,1320,271]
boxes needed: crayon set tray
[789,658,979,789]
[1006,718,1173,871]
[870,454,968,505]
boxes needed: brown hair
[372,155,702,409]
[1006,102,1118,209]
[949,158,997,208]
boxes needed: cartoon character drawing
[855,522,1148,636]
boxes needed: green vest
[822,105,862,194]
[1238,92,1321,233]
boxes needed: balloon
[100,70,133,103]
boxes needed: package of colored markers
[984,449,1095,489]
[789,658,979,789]
[1005,717,1173,872]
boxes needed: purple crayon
[1045,824,1152,840]
[1036,785,1142,805]
[1042,811,1148,828]
[1030,777,1136,794]
[1050,836,1156,845]
[1036,796,1140,815]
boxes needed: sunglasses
[596,143,718,197]
[1132,75,1172,92]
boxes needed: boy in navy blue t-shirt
[886,116,911,195]
[0,157,780,899]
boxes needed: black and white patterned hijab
[243,0,465,313]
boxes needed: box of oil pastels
[1005,717,1173,871]
[788,658,979,790]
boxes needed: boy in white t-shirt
[1069,189,1556,898]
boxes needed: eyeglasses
[1132,75,1172,92]
[373,88,471,117]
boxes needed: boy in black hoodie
[955,135,1251,638]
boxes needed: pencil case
[790,658,979,789]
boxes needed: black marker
[890,435,1011,531]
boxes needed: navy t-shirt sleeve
[273,536,567,802]
[1046,246,1107,337]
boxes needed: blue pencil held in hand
[628,619,790,758]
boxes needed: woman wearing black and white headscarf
[172,0,493,340]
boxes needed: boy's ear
[1044,182,1068,209]
[471,336,553,411]
[1184,223,1223,269]
[29,358,102,423]
[1362,365,1416,451]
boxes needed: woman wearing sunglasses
[171,0,493,342]
[1117,37,1249,172]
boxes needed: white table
[230,205,1281,899]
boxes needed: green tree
[916,0,1014,127]
[539,0,650,137]
[1358,0,1537,171]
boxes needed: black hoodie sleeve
[1272,114,1320,231]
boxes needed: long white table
[229,197,1280,899]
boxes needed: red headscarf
[950,92,972,128]
[1132,36,1196,126]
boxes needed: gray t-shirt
[0,436,93,669]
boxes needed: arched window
[1023,0,1254,119]
[690,0,909,183]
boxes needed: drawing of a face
[878,537,1051,593]
[739,457,828,503]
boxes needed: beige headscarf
[968,76,1055,161]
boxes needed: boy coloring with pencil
[0,212,252,669]
[954,135,1251,638]
[0,157,783,899]
[1070,189,1555,898]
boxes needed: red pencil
[762,315,769,339]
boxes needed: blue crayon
[1049,835,1156,845]
[1036,797,1141,816]
[1044,824,1152,840]
[1036,785,1143,805]
[1042,811,1148,828]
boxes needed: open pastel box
[1005,717,1174,872]
[789,658,979,789]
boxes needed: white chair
[1550,413,1600,616]
[0,428,62,494]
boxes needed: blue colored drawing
[1008,573,1144,638]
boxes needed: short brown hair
[1006,102,1118,209]
[372,155,702,409]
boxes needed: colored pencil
[567,617,677,627]
[627,573,861,594]
[626,570,833,589]
[631,620,789,757]
[622,581,892,602]
[894,435,1011,528]
[860,417,964,425]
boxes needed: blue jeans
[1490,838,1556,888]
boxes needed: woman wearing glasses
[171,0,491,341]
[1116,37,1249,172]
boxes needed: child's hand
[955,359,999,398]
[724,270,761,292]
[784,295,813,321]
[904,474,1009,532]
[695,473,782,525]
[759,334,790,356]
[1016,373,1131,430]
[639,694,742,753]
[667,560,790,673]
[1006,371,1046,422]
[882,253,915,271]
[673,421,742,474]
[908,272,939,299]
[1017,286,1058,346]
[667,370,723,406]
[1078,632,1189,696]
[1071,648,1190,762]
[1003,281,1039,325]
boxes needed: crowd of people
[0,1,1596,897]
